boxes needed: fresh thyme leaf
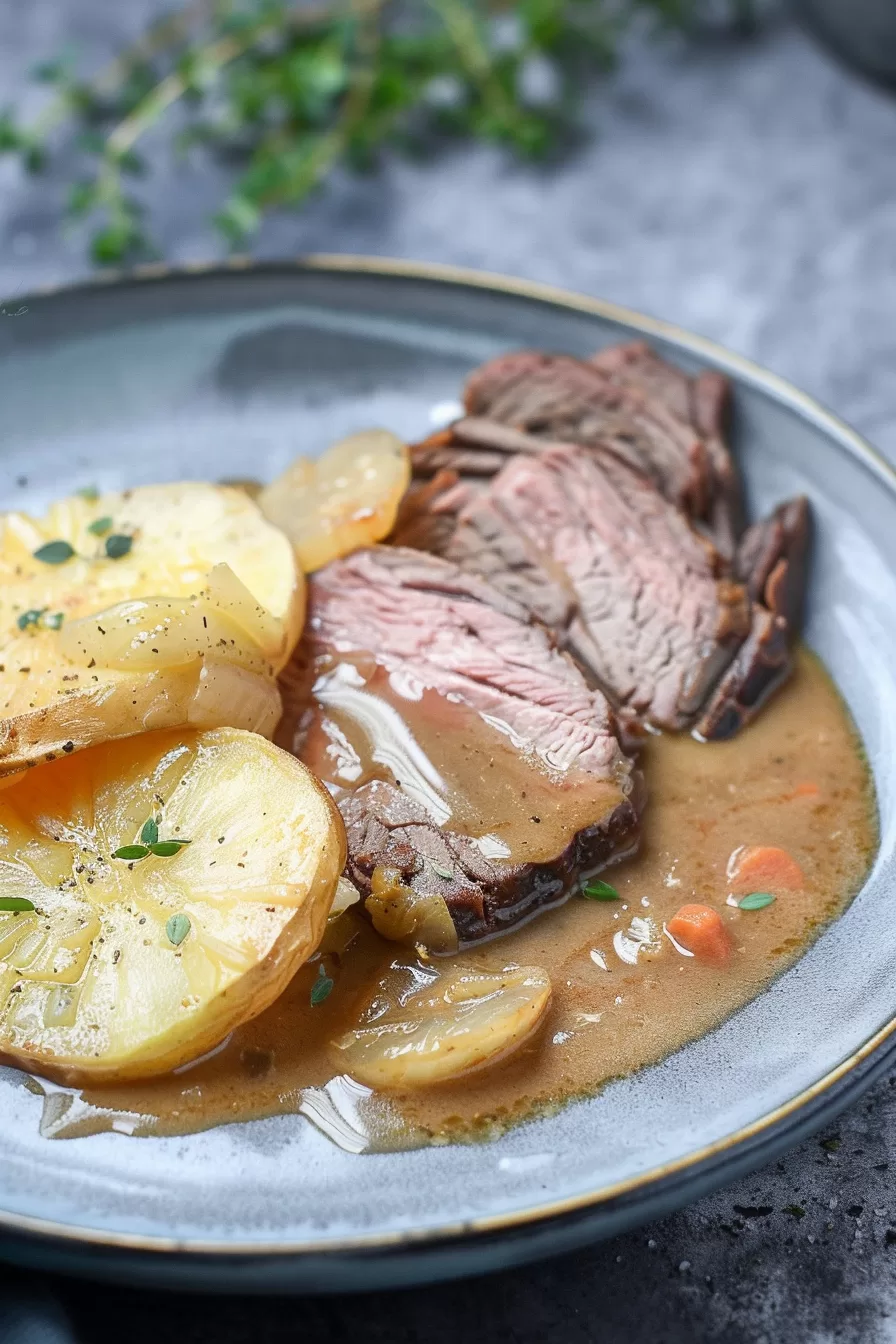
[75,485,99,502]
[104,534,132,559]
[430,860,454,881]
[16,608,46,630]
[149,839,191,856]
[112,844,150,861]
[33,539,75,565]
[139,817,159,845]
[43,611,64,630]
[820,1136,841,1153]
[2,0,754,266]
[310,963,334,1006]
[738,891,775,911]
[582,879,620,901]
[165,912,191,946]
[87,515,113,536]
[784,1204,806,1219]
[0,896,36,912]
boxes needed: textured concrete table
[3,3,896,1340]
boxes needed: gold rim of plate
[0,253,891,1259]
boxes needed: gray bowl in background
[794,0,896,84]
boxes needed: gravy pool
[29,649,876,1149]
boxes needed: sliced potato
[333,961,551,1088]
[258,430,410,572]
[0,727,345,1084]
[0,484,304,773]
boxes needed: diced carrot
[728,845,805,895]
[792,782,820,799]
[667,904,732,965]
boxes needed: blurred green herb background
[0,0,754,266]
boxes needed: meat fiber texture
[285,547,642,944]
[398,342,810,740]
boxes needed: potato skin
[0,729,347,1086]
[0,658,282,776]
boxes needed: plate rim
[1,252,893,1262]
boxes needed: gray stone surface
[3,2,896,1339]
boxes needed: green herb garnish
[16,608,64,632]
[784,1205,806,1220]
[0,897,36,912]
[738,891,776,911]
[87,515,113,536]
[0,2,755,268]
[430,860,454,881]
[112,844,150,861]
[165,912,191,946]
[310,963,333,1006]
[104,534,132,559]
[33,540,75,565]
[76,485,99,502]
[112,832,190,862]
[582,879,620,902]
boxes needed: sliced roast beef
[277,546,642,945]
[447,445,753,732]
[693,497,811,740]
[589,340,742,557]
[412,344,743,557]
[399,342,808,738]
[462,350,715,529]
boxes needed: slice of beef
[398,343,807,739]
[693,497,811,740]
[590,340,742,558]
[278,546,642,946]
[457,445,753,733]
[392,469,576,635]
[462,350,716,530]
[390,469,471,554]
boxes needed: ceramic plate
[0,258,893,1292]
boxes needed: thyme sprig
[0,0,752,265]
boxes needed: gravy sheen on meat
[37,652,875,1148]
[13,341,875,1151]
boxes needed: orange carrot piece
[728,845,804,895]
[792,782,820,799]
[667,904,732,965]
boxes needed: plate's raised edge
[0,252,894,1262]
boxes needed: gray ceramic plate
[0,258,893,1293]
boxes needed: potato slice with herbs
[0,727,344,1084]
[258,430,410,572]
[0,484,304,773]
[333,961,551,1088]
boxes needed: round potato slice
[258,429,410,572]
[333,961,552,1088]
[0,484,304,773]
[0,727,345,1084]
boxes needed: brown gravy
[298,652,625,866]
[30,649,876,1148]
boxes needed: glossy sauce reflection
[297,653,623,866]
[28,650,876,1150]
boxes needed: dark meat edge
[401,345,810,741]
[461,349,717,536]
[695,497,811,740]
[590,339,743,557]
[340,776,644,948]
[286,546,645,946]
